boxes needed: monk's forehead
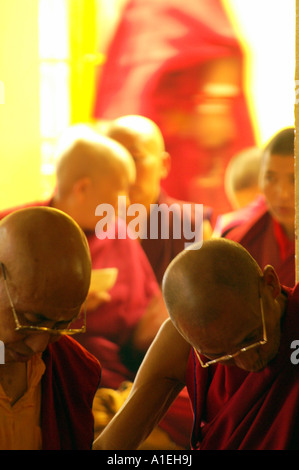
[0,208,88,266]
[1,236,90,310]
[175,291,260,350]
[164,245,260,321]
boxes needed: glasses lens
[14,310,86,336]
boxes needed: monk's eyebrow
[21,311,77,324]
[200,327,262,358]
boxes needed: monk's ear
[73,177,92,202]
[160,152,171,179]
[261,265,281,299]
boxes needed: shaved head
[105,115,169,210]
[0,207,91,309]
[225,146,262,209]
[163,239,284,372]
[106,115,165,156]
[225,147,262,193]
[162,239,263,331]
[56,127,135,198]
[52,125,136,230]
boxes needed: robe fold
[41,336,101,450]
[186,286,299,450]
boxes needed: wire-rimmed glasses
[0,262,86,336]
[194,296,267,368]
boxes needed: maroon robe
[223,203,295,287]
[185,285,299,450]
[41,336,101,450]
[93,0,255,216]
[214,195,266,238]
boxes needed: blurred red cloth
[93,0,256,218]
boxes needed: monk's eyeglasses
[0,263,86,336]
[194,295,267,368]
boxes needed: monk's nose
[24,331,51,354]
[234,349,265,372]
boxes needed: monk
[105,114,212,284]
[0,207,101,450]
[223,127,295,287]
[93,238,299,450]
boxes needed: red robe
[41,336,101,450]
[214,195,266,238]
[223,203,295,287]
[186,285,299,450]
[93,0,255,217]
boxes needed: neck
[51,195,78,225]
[51,194,66,212]
[0,361,27,405]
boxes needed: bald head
[106,115,165,156]
[162,239,263,330]
[106,116,169,209]
[0,207,91,309]
[56,127,135,198]
[225,147,262,209]
[52,126,136,230]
